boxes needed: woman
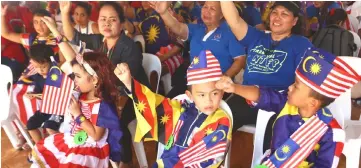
[73,2,99,35]
[59,1,149,166]
[220,1,313,131]
[30,16,122,167]
[150,1,246,98]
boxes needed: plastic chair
[250,110,276,168]
[0,65,34,149]
[225,94,256,134]
[142,53,162,93]
[160,73,172,95]
[328,89,361,168]
[134,35,146,53]
[156,94,233,168]
[123,54,161,168]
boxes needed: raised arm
[59,1,75,41]
[150,1,188,40]
[1,5,22,44]
[41,16,76,62]
[220,1,248,41]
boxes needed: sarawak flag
[40,57,74,115]
[11,78,41,124]
[128,79,181,144]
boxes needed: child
[29,16,122,168]
[25,44,64,143]
[114,50,232,167]
[216,48,361,167]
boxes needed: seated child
[29,16,123,167]
[25,44,64,143]
[216,47,361,167]
[114,50,232,167]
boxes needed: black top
[29,74,46,94]
[71,29,150,88]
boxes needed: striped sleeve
[127,79,183,144]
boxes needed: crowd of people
[1,1,361,168]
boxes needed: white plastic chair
[0,65,34,149]
[250,110,276,168]
[160,73,172,95]
[156,94,233,168]
[134,35,146,53]
[328,89,361,168]
[123,54,162,168]
[142,53,162,93]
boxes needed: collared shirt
[187,21,246,73]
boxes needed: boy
[216,47,361,167]
[25,44,64,143]
[115,50,232,167]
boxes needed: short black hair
[74,2,92,16]
[326,8,348,26]
[29,44,53,64]
[99,2,125,23]
[309,89,335,108]
[187,85,192,92]
[33,9,51,18]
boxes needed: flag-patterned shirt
[126,79,232,167]
[252,87,344,167]
[20,33,60,53]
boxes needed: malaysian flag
[11,78,41,124]
[40,56,74,115]
[296,48,361,98]
[187,50,222,85]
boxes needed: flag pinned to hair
[40,56,74,116]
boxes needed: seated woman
[29,15,122,168]
[220,1,313,131]
[72,2,99,35]
[150,1,247,98]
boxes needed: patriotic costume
[125,50,231,167]
[253,48,361,167]
[136,8,183,75]
[30,59,123,168]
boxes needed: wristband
[75,114,86,125]
[55,35,68,44]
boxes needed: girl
[29,16,122,168]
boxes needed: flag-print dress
[30,98,111,168]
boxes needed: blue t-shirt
[243,5,262,27]
[174,3,202,24]
[187,21,246,73]
[240,25,313,90]
[306,2,341,28]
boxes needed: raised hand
[1,5,8,16]
[215,76,236,93]
[149,1,171,15]
[114,63,132,90]
[59,1,71,15]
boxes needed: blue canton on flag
[188,50,207,70]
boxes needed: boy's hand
[114,63,132,90]
[216,76,236,93]
[25,92,35,99]
[41,16,60,36]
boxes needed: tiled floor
[2,104,361,168]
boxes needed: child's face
[73,64,97,93]
[287,77,314,108]
[31,60,50,77]
[186,81,224,115]
[33,15,51,37]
